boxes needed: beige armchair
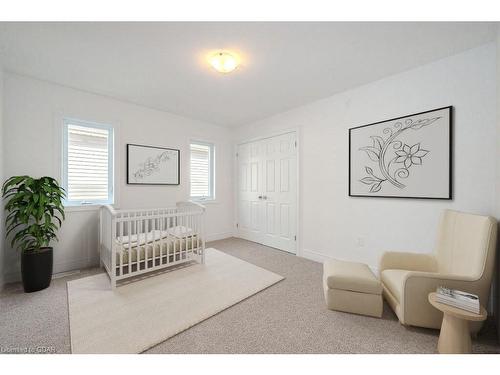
[380,210,497,332]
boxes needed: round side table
[428,292,487,354]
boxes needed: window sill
[64,204,103,213]
[190,199,219,205]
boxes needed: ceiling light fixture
[209,51,239,73]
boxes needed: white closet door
[237,132,297,254]
[237,140,264,244]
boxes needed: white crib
[99,201,206,288]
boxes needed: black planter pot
[21,247,53,293]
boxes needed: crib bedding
[115,236,201,265]
[116,225,194,247]
[114,227,201,266]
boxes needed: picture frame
[348,106,452,199]
[126,143,180,185]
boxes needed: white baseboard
[3,256,100,284]
[206,232,234,242]
[300,248,332,263]
[53,256,100,274]
[300,248,379,275]
[4,270,21,284]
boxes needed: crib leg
[111,277,117,290]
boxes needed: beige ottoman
[323,259,383,318]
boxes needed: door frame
[234,128,300,255]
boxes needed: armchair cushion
[380,269,410,302]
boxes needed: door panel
[280,203,290,238]
[240,200,250,230]
[266,202,276,235]
[266,160,275,192]
[250,201,260,232]
[237,132,297,253]
[250,162,259,192]
[280,158,290,192]
[239,162,248,192]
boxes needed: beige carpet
[67,248,284,353]
[2,238,498,353]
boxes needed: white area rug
[67,248,284,353]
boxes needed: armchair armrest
[405,271,476,284]
[379,251,437,274]
[401,271,484,326]
[404,271,478,295]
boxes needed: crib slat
[180,216,187,260]
[152,211,157,267]
[181,214,185,261]
[159,216,164,266]
[182,213,185,261]
[187,215,190,258]
[145,214,149,271]
[174,219,177,262]
[127,220,132,276]
[167,215,170,262]
[119,221,124,276]
[188,214,192,258]
[197,212,200,254]
[169,216,172,264]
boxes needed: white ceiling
[0,22,496,127]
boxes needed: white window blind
[63,119,114,206]
[190,141,214,200]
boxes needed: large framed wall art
[349,106,452,199]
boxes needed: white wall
[495,26,500,339]
[496,29,500,231]
[235,43,498,271]
[0,68,4,288]
[2,73,234,282]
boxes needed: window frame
[189,140,215,202]
[62,117,114,207]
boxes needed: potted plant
[2,176,66,292]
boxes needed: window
[190,141,215,201]
[62,118,114,206]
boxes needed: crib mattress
[115,235,201,266]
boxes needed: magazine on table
[435,286,480,314]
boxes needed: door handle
[262,195,268,200]
[258,195,263,199]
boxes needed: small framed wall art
[127,144,180,185]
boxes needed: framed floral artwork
[349,106,452,199]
